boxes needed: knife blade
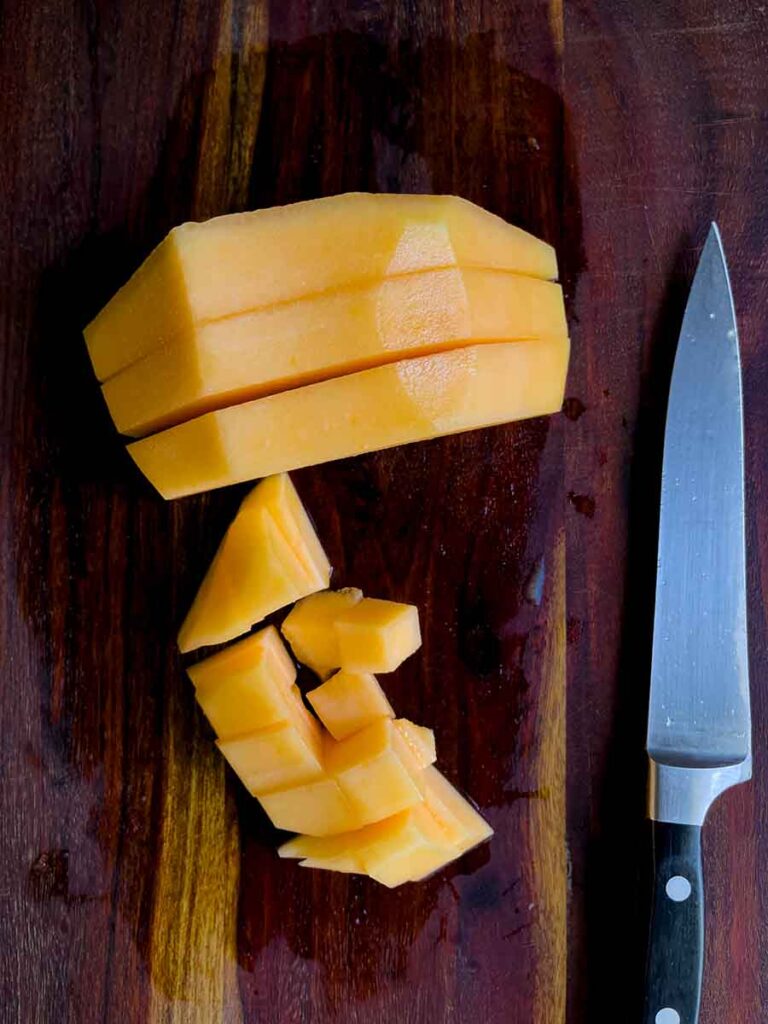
[643,223,751,1024]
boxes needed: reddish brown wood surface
[0,1,765,1023]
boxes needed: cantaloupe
[129,338,570,499]
[334,597,421,673]
[178,475,329,652]
[257,777,360,837]
[281,589,363,678]
[307,670,394,741]
[102,269,567,436]
[85,194,558,380]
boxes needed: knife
[644,223,751,1024]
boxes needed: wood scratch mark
[642,207,662,274]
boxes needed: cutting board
[0,2,567,1021]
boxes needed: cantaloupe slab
[363,804,455,887]
[102,269,567,436]
[257,777,360,837]
[324,718,424,824]
[178,478,330,652]
[85,193,558,380]
[217,692,324,794]
[129,338,570,499]
[281,589,363,678]
[335,597,421,673]
[190,627,298,738]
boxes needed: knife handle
[643,821,704,1024]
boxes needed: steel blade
[647,223,750,769]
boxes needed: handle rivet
[665,875,692,902]
[656,1009,680,1024]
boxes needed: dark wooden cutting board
[4,2,768,1023]
[0,2,567,1021]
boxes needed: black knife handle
[643,821,704,1024]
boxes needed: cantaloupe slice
[189,626,297,738]
[281,589,363,678]
[129,337,570,499]
[395,720,436,769]
[102,269,567,436]
[85,194,558,380]
[420,766,494,853]
[324,718,424,825]
[178,477,330,652]
[307,670,394,740]
[335,597,421,673]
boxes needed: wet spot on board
[29,849,69,899]
[562,397,586,421]
[567,492,596,518]
[524,556,546,605]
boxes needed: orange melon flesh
[240,473,330,590]
[280,772,493,886]
[189,627,298,738]
[335,597,421,673]
[178,478,330,652]
[324,718,424,825]
[129,338,570,499]
[281,589,363,679]
[217,690,324,794]
[395,720,436,769]
[258,777,360,837]
[307,670,394,741]
[84,193,558,380]
[102,269,567,436]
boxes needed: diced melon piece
[217,692,323,793]
[421,766,494,852]
[394,719,436,769]
[190,627,298,738]
[241,474,330,590]
[335,598,421,673]
[258,777,359,836]
[324,719,423,824]
[307,670,394,740]
[178,478,330,652]
[128,339,570,499]
[281,589,363,678]
[85,194,558,380]
[278,809,414,868]
[363,804,455,887]
[187,624,295,692]
[102,269,567,436]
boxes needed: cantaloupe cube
[128,338,571,499]
[85,194,558,381]
[299,856,361,874]
[324,719,423,824]
[189,627,298,738]
[335,598,421,673]
[363,804,455,887]
[217,693,323,793]
[241,474,330,591]
[307,670,394,740]
[102,269,567,436]
[281,589,363,678]
[421,766,494,852]
[258,777,359,836]
[394,719,436,769]
[178,479,329,652]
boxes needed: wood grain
[0,1,567,1022]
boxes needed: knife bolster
[647,756,751,826]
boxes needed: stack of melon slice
[85,194,569,498]
[182,473,492,886]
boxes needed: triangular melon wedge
[178,478,330,652]
[85,194,558,380]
